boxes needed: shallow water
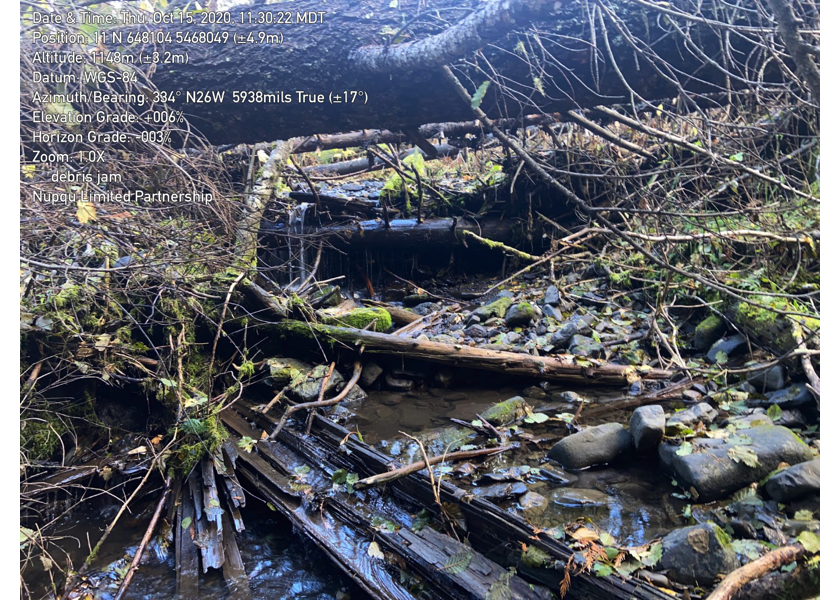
[346,386,681,548]
[24,499,359,600]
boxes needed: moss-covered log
[727,298,820,357]
[273,320,672,385]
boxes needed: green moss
[21,419,64,460]
[480,396,529,426]
[712,523,732,550]
[171,415,229,475]
[322,307,392,332]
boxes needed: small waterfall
[288,202,313,287]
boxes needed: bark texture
[136,0,772,144]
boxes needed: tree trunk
[273,320,673,384]
[135,0,773,145]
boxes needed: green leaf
[294,465,311,476]
[798,531,820,553]
[181,517,192,530]
[485,569,514,600]
[345,472,360,493]
[524,412,549,424]
[443,550,473,574]
[714,350,729,364]
[237,436,256,453]
[521,545,551,567]
[593,563,613,577]
[728,433,753,446]
[676,441,693,456]
[615,557,643,577]
[767,404,782,421]
[20,527,37,547]
[266,502,276,511]
[794,509,814,521]
[732,539,763,560]
[729,152,744,162]
[599,532,615,546]
[642,542,663,567]
[470,81,491,110]
[331,469,348,484]
[160,378,177,388]
[728,445,760,468]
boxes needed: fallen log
[223,400,674,600]
[305,143,463,177]
[92,1,781,145]
[289,115,559,153]
[272,217,518,250]
[222,409,547,600]
[289,192,398,219]
[273,320,672,385]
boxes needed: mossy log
[273,320,672,385]
[727,298,820,357]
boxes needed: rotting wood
[223,402,674,600]
[273,320,673,385]
[223,408,553,600]
[221,513,252,600]
[353,446,510,490]
[175,479,200,598]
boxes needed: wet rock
[431,334,459,344]
[538,467,577,486]
[764,458,820,502]
[758,384,814,408]
[722,412,774,429]
[694,315,726,352]
[504,331,522,345]
[774,408,809,429]
[568,334,604,358]
[629,405,665,450]
[665,403,718,435]
[745,364,786,392]
[551,391,583,403]
[519,491,549,518]
[681,389,704,403]
[469,297,513,323]
[360,361,384,387]
[413,302,439,315]
[542,304,564,322]
[659,524,739,586]
[668,426,813,501]
[452,462,477,478]
[476,466,530,485]
[384,374,413,391]
[264,357,311,388]
[479,396,529,426]
[544,285,561,306]
[464,324,488,338]
[473,481,528,500]
[547,423,631,470]
[504,303,537,327]
[345,384,367,403]
[375,406,395,419]
[549,488,612,507]
[706,334,748,364]
[659,437,725,472]
[549,314,593,349]
[290,365,345,401]
[433,368,455,388]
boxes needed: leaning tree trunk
[116,0,782,145]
